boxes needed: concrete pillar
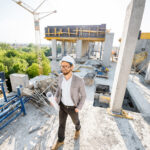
[145,61,150,84]
[102,33,114,67]
[110,0,146,113]
[76,40,82,58]
[52,39,57,60]
[88,42,92,58]
[72,43,75,54]
[64,42,67,56]
[67,42,72,54]
[91,43,95,56]
[100,42,103,60]
[61,41,65,56]
[82,41,89,57]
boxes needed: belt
[60,101,76,109]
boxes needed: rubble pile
[84,73,95,86]
[23,74,58,106]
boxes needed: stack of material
[92,63,109,79]
[23,74,58,106]
[95,84,110,94]
[84,73,95,86]
[75,57,87,64]
[94,84,110,104]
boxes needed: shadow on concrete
[0,130,12,145]
[142,114,150,126]
[115,117,145,150]
[57,144,64,150]
[73,137,80,150]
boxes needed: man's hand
[75,108,79,113]
[50,102,53,106]
[50,97,57,106]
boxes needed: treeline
[0,43,52,91]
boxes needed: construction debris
[84,73,95,86]
[23,74,58,107]
[94,65,109,79]
[75,58,86,64]
[132,51,148,69]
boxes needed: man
[51,55,86,150]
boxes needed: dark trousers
[58,101,81,142]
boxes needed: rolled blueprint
[46,92,60,111]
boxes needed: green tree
[9,58,28,74]
[0,63,8,73]
[28,43,35,48]
[0,43,13,50]
[22,47,32,52]
[43,47,52,56]
[42,60,51,75]
[26,63,40,78]
[23,52,38,66]
[0,50,6,62]
[5,50,19,58]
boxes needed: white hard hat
[60,55,75,67]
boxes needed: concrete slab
[1,61,150,150]
[128,74,150,115]
[1,100,150,150]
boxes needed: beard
[62,70,71,75]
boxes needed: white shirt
[61,75,75,106]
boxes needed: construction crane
[12,0,57,73]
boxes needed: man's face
[61,61,73,75]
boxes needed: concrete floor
[1,60,150,150]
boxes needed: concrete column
[100,42,103,60]
[67,42,72,54]
[91,43,95,56]
[82,41,89,57]
[52,39,57,60]
[88,42,92,58]
[76,40,82,58]
[72,43,75,54]
[145,61,150,84]
[102,33,114,67]
[110,0,146,113]
[61,41,65,56]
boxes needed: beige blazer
[55,73,86,110]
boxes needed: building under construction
[1,0,150,150]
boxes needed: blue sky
[0,0,149,46]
